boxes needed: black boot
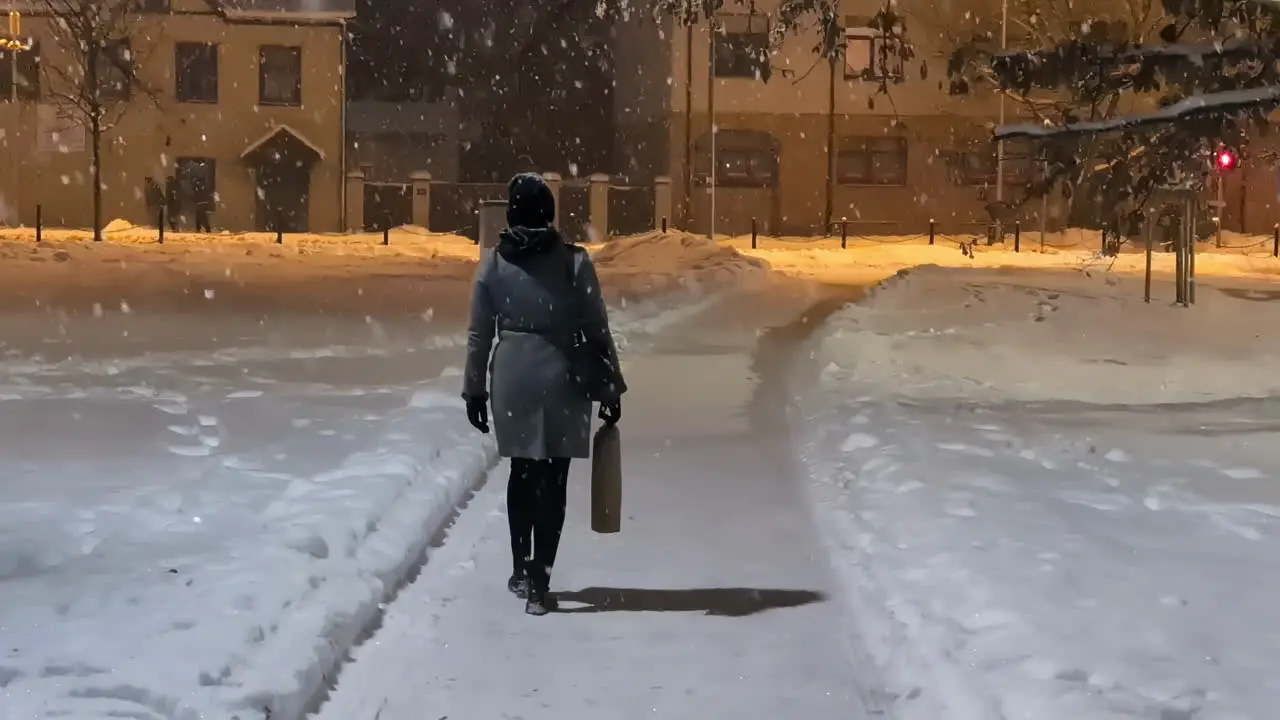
[507,571,529,599]
[525,585,551,616]
[525,566,554,616]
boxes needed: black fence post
[661,216,668,233]
[840,218,848,250]
[1273,223,1278,257]
[751,217,757,249]
[158,208,165,244]
[928,219,935,245]
[383,226,390,246]
[1014,220,1020,252]
[275,212,284,245]
[35,204,41,243]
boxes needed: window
[951,150,996,185]
[845,27,904,81]
[837,136,907,185]
[259,45,301,106]
[176,157,216,206]
[0,41,40,101]
[695,147,777,188]
[949,142,1034,185]
[98,38,133,101]
[713,15,769,79]
[137,0,170,11]
[175,42,218,103]
[717,148,777,187]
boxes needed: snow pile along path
[815,265,1280,404]
[791,265,1280,719]
[591,231,773,297]
[0,364,495,720]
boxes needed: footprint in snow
[1103,448,1131,463]
[1220,467,1264,480]
[841,433,879,452]
[936,442,995,457]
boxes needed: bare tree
[35,0,157,241]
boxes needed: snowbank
[725,230,1280,286]
[812,265,1280,404]
[795,392,1280,720]
[590,231,772,296]
[0,365,496,720]
[0,230,783,317]
[791,265,1280,719]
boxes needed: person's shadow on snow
[552,587,826,616]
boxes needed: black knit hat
[506,172,556,229]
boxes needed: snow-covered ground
[313,280,871,720]
[0,335,493,720]
[794,266,1280,719]
[0,278,741,720]
[12,225,1280,720]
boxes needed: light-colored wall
[674,111,1021,235]
[0,9,345,231]
[669,0,1003,118]
[656,0,1024,232]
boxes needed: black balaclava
[498,173,561,258]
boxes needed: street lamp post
[994,0,1007,243]
[707,16,716,241]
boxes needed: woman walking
[463,173,625,616]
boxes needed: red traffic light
[1215,148,1238,171]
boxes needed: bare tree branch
[31,0,161,239]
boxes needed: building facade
[0,0,352,232]
[614,0,1043,236]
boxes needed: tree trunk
[87,36,103,242]
[91,113,102,242]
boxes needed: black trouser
[508,457,570,587]
[194,207,211,232]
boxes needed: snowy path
[316,297,872,718]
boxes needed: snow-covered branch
[995,86,1280,139]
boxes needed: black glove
[465,394,489,433]
[598,399,621,426]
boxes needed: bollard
[661,216,668,233]
[751,217,757,249]
[158,208,165,244]
[840,218,848,250]
[35,204,41,242]
[478,199,506,252]
[1013,220,1020,252]
[383,226,390,246]
[1274,223,1278,257]
[928,219,935,245]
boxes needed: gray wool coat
[464,243,623,459]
